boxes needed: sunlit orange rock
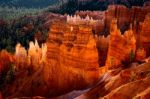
[104,77,150,99]
[1,21,100,98]
[45,22,100,93]
[66,14,105,35]
[140,14,150,56]
[134,87,150,99]
[136,48,147,62]
[105,20,136,69]
[75,4,150,35]
[1,5,150,98]
[0,50,14,73]
[15,40,47,71]
[15,43,28,69]
[76,62,150,99]
[141,14,150,43]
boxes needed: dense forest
[0,0,149,20]
[0,0,57,8]
[0,16,48,53]
[49,0,148,14]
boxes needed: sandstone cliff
[105,19,136,69]
[76,60,150,99]
[75,4,150,35]
[140,14,150,57]
[1,21,100,98]
[0,5,150,98]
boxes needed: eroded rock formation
[1,21,100,98]
[76,4,150,34]
[76,60,150,99]
[66,14,105,34]
[0,5,150,98]
[95,35,109,66]
[140,14,150,57]
[46,21,100,91]
[105,20,136,69]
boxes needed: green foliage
[0,16,48,53]
[0,6,44,21]
[47,0,146,15]
[0,0,146,19]
[0,0,58,8]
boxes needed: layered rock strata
[105,19,136,69]
[75,4,150,34]
[140,14,150,57]
[76,61,150,99]
[1,21,100,98]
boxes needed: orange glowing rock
[15,43,28,69]
[141,14,150,43]
[136,48,146,62]
[15,40,47,71]
[76,4,150,35]
[1,22,100,98]
[134,87,150,99]
[1,6,150,98]
[0,50,14,72]
[140,14,150,56]
[106,19,136,69]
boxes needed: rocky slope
[76,61,150,99]
[0,20,100,98]
[105,19,136,69]
[0,4,150,99]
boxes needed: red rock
[76,62,150,99]
[105,77,150,99]
[1,21,100,98]
[140,14,150,56]
[75,4,150,34]
[134,87,150,99]
[0,50,14,73]
[105,20,136,69]
[136,48,147,62]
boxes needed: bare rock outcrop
[75,4,150,35]
[1,21,100,98]
[76,61,150,99]
[140,14,150,57]
[105,20,136,69]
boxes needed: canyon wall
[0,4,150,98]
[46,21,100,89]
[140,14,150,57]
[75,4,150,34]
[66,14,105,34]
[105,20,136,69]
[1,21,100,98]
